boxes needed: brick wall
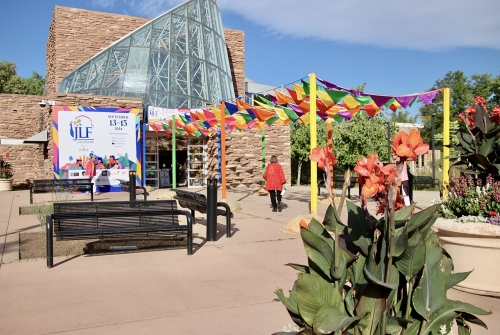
[0,93,142,185]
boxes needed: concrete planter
[434,217,500,297]
[0,178,13,191]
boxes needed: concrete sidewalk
[0,187,498,334]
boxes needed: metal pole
[172,115,177,188]
[46,215,53,268]
[129,170,136,201]
[206,177,217,241]
[443,88,450,198]
[431,113,436,183]
[387,122,391,163]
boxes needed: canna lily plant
[275,130,490,335]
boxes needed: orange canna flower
[309,147,337,171]
[392,129,429,161]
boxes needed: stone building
[0,0,290,189]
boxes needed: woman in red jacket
[263,155,286,212]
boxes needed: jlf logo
[69,115,94,141]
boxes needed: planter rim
[434,217,500,237]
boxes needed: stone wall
[206,126,291,189]
[0,93,142,185]
[224,29,245,98]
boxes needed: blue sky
[1,0,500,118]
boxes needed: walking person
[263,155,286,212]
[85,153,99,195]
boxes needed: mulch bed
[19,232,187,260]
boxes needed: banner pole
[310,73,317,214]
[442,88,450,198]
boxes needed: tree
[290,122,327,185]
[0,60,45,95]
[380,109,418,124]
[418,70,499,149]
[331,113,395,172]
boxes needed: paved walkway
[0,186,498,334]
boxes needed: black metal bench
[117,179,149,201]
[45,200,194,268]
[30,178,94,204]
[412,175,438,188]
[170,188,232,238]
[318,174,357,199]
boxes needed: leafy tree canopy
[0,61,45,95]
[418,70,500,147]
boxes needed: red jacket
[263,163,286,191]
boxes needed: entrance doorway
[159,150,188,187]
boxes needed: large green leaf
[347,201,373,256]
[345,286,356,317]
[286,263,310,274]
[363,264,399,290]
[330,249,347,280]
[426,300,490,334]
[412,234,448,321]
[461,312,489,329]
[313,306,364,334]
[457,131,475,152]
[352,253,368,287]
[275,288,299,315]
[404,318,422,335]
[355,284,386,335]
[309,218,335,250]
[323,204,346,235]
[457,317,471,335]
[296,273,343,327]
[395,230,425,281]
[479,134,496,157]
[301,229,334,280]
[386,316,413,334]
[393,226,408,257]
[394,205,414,221]
[406,203,441,233]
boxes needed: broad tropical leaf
[275,288,299,315]
[407,204,441,233]
[413,234,449,320]
[286,263,309,274]
[296,273,343,327]
[313,306,364,334]
[393,226,408,257]
[346,201,373,256]
[355,284,386,335]
[301,229,333,279]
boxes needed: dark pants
[402,180,410,201]
[269,190,282,208]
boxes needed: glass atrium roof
[58,0,235,108]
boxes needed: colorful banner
[52,106,141,192]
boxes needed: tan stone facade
[1,5,289,188]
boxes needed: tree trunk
[296,161,302,186]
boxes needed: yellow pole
[310,73,317,214]
[442,88,450,199]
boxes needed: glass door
[187,137,207,188]
[145,137,159,188]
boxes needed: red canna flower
[392,130,429,162]
[490,211,498,217]
[309,147,337,171]
[491,106,500,124]
[474,96,486,106]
